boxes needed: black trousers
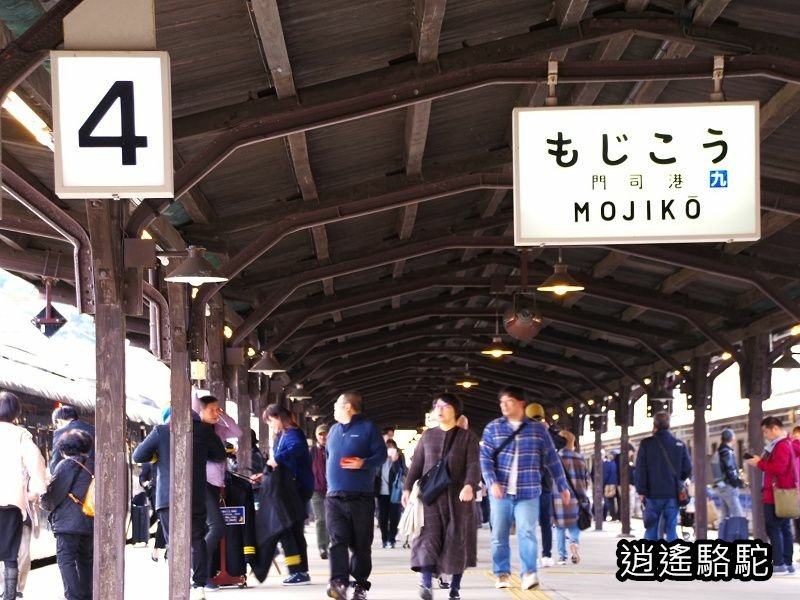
[280,517,309,574]
[55,533,93,600]
[376,495,401,545]
[205,483,226,577]
[157,507,209,588]
[326,495,375,589]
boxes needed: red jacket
[757,436,799,504]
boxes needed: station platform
[21,518,800,599]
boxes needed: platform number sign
[51,51,173,199]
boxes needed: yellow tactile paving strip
[483,571,554,600]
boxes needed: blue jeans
[716,484,744,519]
[555,524,581,559]
[489,495,540,576]
[643,497,679,542]
[764,503,793,567]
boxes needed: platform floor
[21,518,800,599]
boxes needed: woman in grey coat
[402,393,480,600]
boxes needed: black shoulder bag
[491,421,528,461]
[419,429,461,506]
[654,436,690,507]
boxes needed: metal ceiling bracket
[710,55,725,102]
[546,59,558,106]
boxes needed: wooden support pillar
[687,355,711,539]
[740,334,772,542]
[206,295,225,400]
[259,376,271,456]
[618,390,633,537]
[593,427,603,531]
[167,281,192,600]
[86,200,127,600]
[233,365,252,475]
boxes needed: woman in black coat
[42,429,94,600]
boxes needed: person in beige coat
[0,391,47,600]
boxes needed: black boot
[4,565,18,600]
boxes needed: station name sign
[513,101,760,245]
[51,51,173,199]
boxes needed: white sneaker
[495,574,511,589]
[557,557,567,565]
[541,556,555,568]
[521,572,540,590]
[190,587,206,600]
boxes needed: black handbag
[563,458,592,531]
[419,429,460,506]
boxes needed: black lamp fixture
[481,294,513,358]
[163,246,228,287]
[249,351,286,376]
[536,248,584,296]
[455,363,479,389]
[286,382,312,400]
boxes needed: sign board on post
[513,101,760,246]
[51,51,173,199]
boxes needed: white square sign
[51,51,173,199]
[513,101,760,245]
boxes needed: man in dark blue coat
[635,412,691,541]
[50,406,95,472]
[132,405,227,594]
[324,392,387,600]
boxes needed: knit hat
[721,428,735,442]
[315,423,328,435]
[525,402,546,421]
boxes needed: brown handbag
[773,438,800,519]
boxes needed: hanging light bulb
[456,363,479,388]
[536,248,584,296]
[481,294,513,358]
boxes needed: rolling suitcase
[718,516,748,542]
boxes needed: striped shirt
[479,417,569,501]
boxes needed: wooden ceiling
[2,0,800,429]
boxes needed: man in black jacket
[132,405,227,597]
[635,412,691,542]
[715,428,744,518]
[50,406,95,472]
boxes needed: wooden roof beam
[281,291,683,366]
[623,84,800,307]
[193,170,512,315]
[630,0,732,105]
[156,15,800,213]
[394,0,448,282]
[251,0,337,310]
[173,150,217,225]
[604,244,800,322]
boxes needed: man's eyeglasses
[432,402,452,410]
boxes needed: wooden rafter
[250,0,340,321]
[630,0,733,105]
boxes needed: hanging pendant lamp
[536,248,584,296]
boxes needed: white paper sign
[52,51,173,199]
[513,102,760,245]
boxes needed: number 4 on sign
[78,81,148,165]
